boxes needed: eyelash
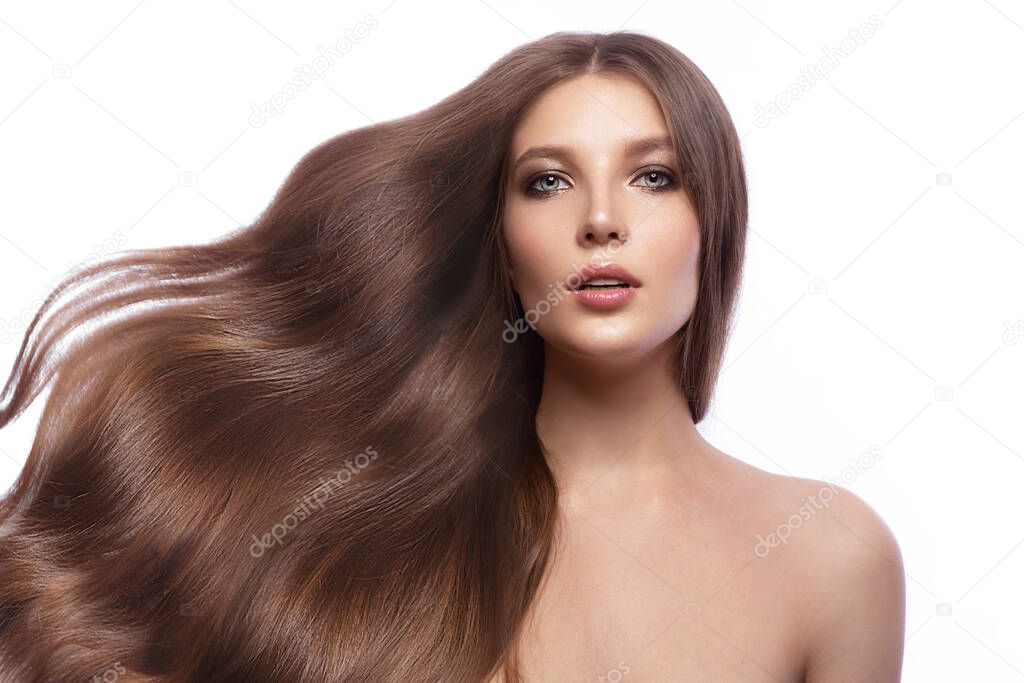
[523,167,677,198]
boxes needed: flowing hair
[0,30,746,682]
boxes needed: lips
[568,263,642,291]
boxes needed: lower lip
[569,286,638,309]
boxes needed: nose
[577,189,629,247]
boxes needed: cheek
[647,216,696,280]
[677,233,700,280]
[647,218,701,301]
[503,211,558,293]
[503,228,533,289]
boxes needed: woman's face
[502,72,701,359]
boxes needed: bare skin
[509,432,905,682]
[493,72,905,681]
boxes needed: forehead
[508,72,671,159]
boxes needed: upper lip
[569,263,642,290]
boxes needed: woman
[0,30,905,682]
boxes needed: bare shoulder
[701,444,902,564]
[701,445,907,681]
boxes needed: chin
[545,329,657,360]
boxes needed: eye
[632,168,676,190]
[525,173,571,197]
[522,168,677,198]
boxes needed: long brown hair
[0,30,746,681]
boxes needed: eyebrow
[510,135,675,171]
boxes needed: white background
[1,1,1023,680]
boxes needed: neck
[534,336,706,504]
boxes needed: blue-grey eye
[633,170,675,189]
[526,174,570,196]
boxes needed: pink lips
[567,262,641,310]
[570,287,637,308]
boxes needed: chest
[495,508,808,682]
